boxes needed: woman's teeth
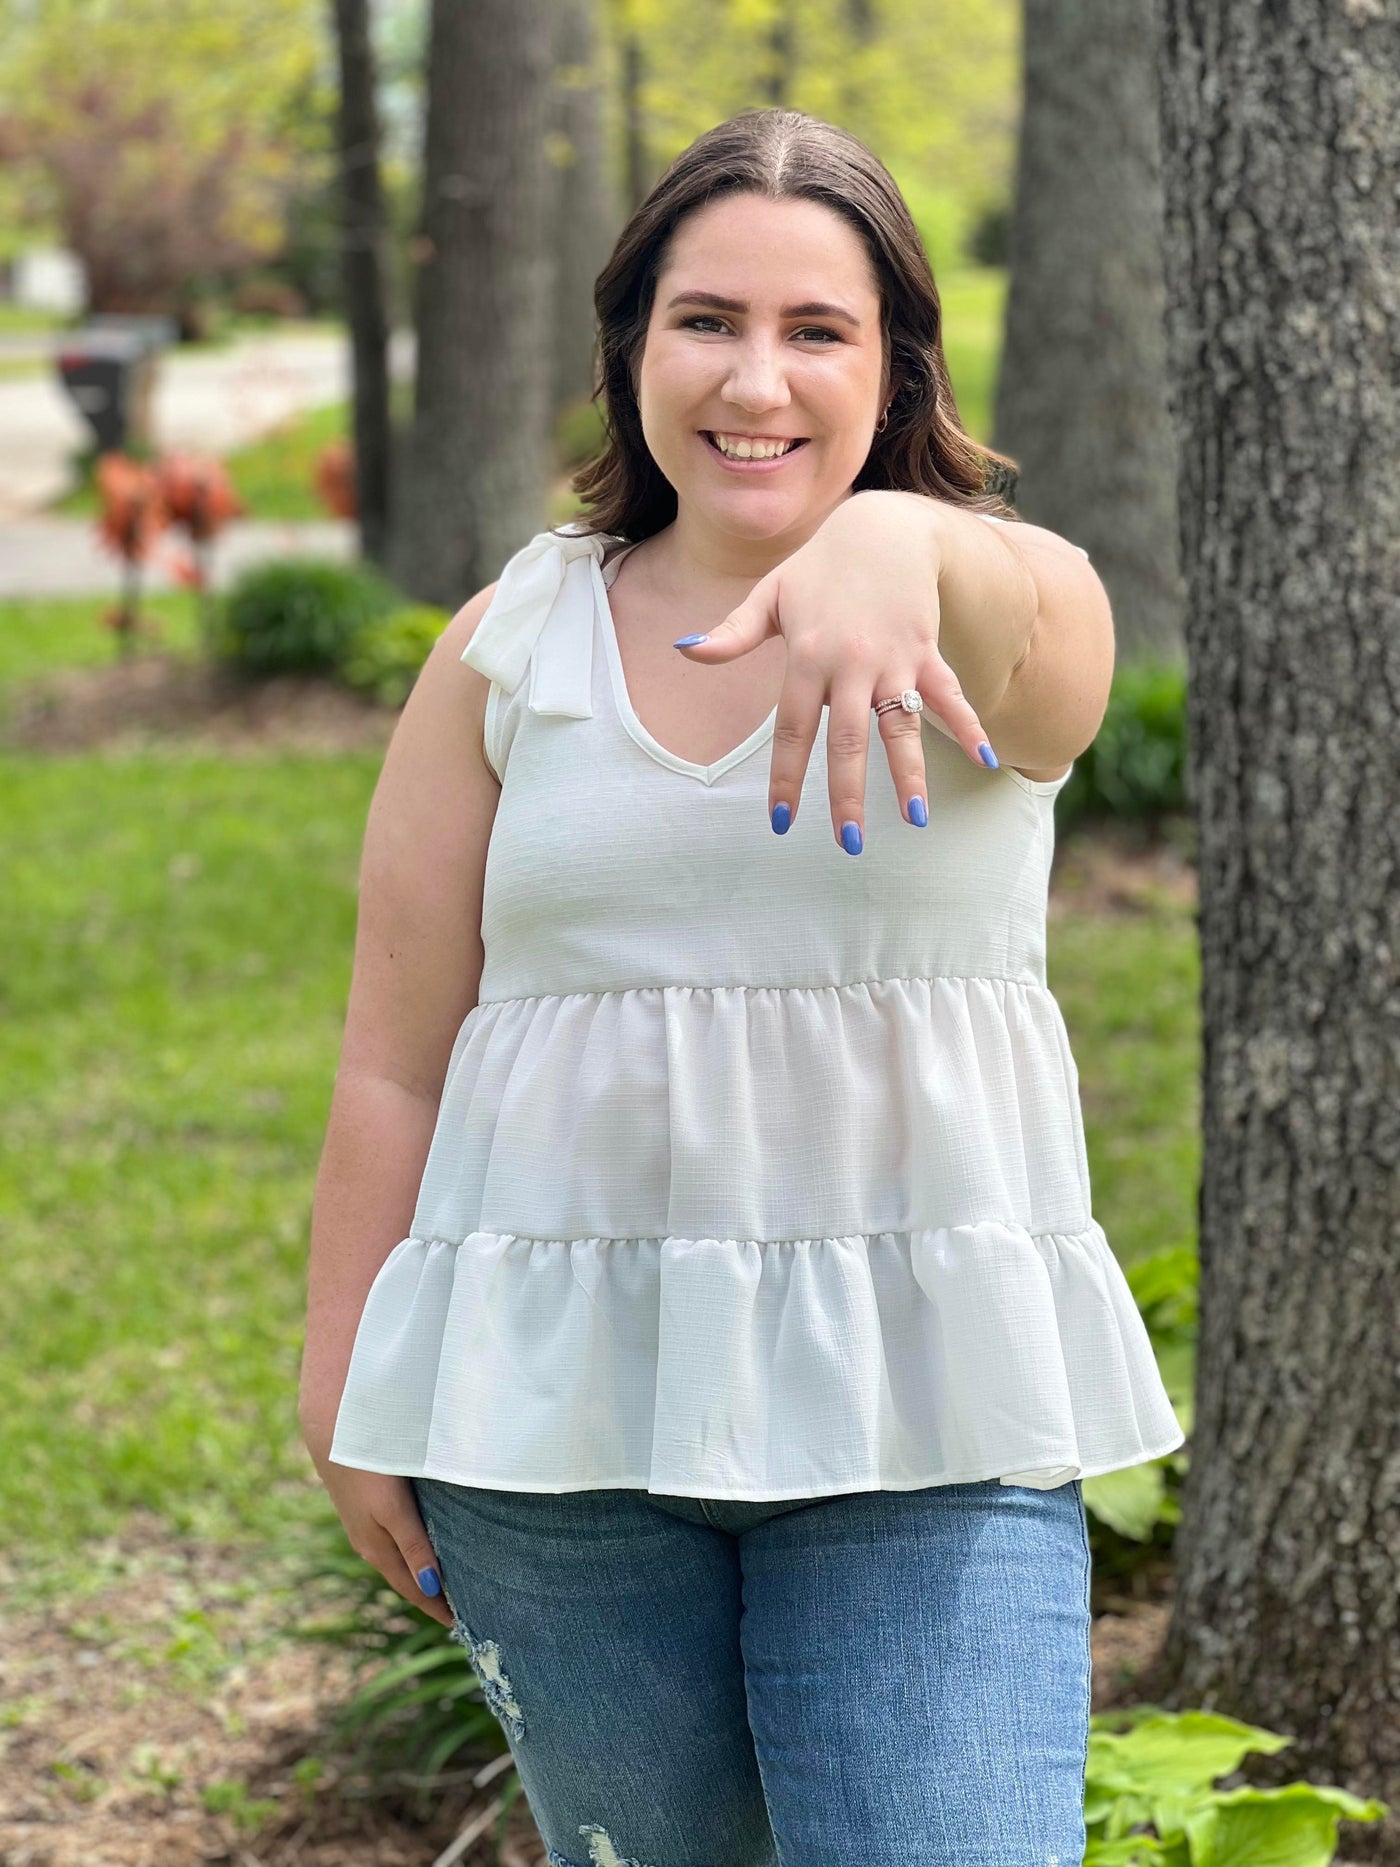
[705,432,806,460]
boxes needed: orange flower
[314,439,358,519]
[157,452,244,542]
[96,453,169,562]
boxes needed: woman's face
[636,192,890,545]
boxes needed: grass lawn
[0,591,204,687]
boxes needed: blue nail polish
[908,795,927,827]
[673,633,709,647]
[978,742,999,769]
[418,1565,441,1597]
[841,820,862,855]
[771,801,791,834]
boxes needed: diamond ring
[872,689,924,718]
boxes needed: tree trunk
[329,0,392,566]
[1151,0,1400,1852]
[618,23,648,214]
[548,0,616,419]
[994,0,1184,661]
[387,0,555,608]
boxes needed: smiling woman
[306,105,1178,1867]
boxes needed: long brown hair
[569,107,1020,543]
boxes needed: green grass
[0,592,204,686]
[1,748,377,1578]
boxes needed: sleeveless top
[328,516,1186,1499]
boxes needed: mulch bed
[0,654,398,759]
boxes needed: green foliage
[276,1512,510,1821]
[214,558,403,676]
[1083,1708,1387,1863]
[1082,1247,1197,1544]
[340,603,450,707]
[1057,661,1189,829]
[556,393,610,471]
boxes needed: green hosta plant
[1084,1707,1387,1864]
[1083,1246,1196,1544]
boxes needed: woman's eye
[680,316,838,343]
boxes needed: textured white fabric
[330,514,1185,1498]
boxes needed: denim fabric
[410,1475,1092,1867]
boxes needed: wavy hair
[568,107,1020,543]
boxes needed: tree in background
[0,0,329,329]
[330,0,393,564]
[994,0,1183,663]
[1153,0,1400,1842]
[387,0,558,607]
[550,0,620,417]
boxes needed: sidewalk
[0,516,356,597]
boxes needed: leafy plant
[213,557,401,675]
[274,1512,507,1822]
[1083,1246,1197,1544]
[1083,1707,1387,1864]
[340,603,449,706]
[1059,661,1189,828]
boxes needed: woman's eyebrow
[665,290,861,328]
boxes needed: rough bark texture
[330,0,392,565]
[548,0,616,417]
[1152,0,1400,1851]
[387,0,555,608]
[996,0,1185,660]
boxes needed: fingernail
[841,820,862,855]
[908,796,927,827]
[772,801,791,834]
[978,742,999,768]
[418,1565,442,1597]
[673,633,708,647]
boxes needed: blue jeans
[411,1475,1092,1867]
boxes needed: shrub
[341,604,450,707]
[214,558,401,676]
[1059,659,1189,828]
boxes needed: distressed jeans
[410,1474,1092,1867]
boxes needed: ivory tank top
[329,516,1186,1499]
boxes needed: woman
[301,107,1185,1866]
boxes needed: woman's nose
[722,342,793,404]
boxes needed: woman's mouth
[700,431,811,471]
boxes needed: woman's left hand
[671,490,998,852]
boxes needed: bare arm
[297,577,502,1445]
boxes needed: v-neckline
[595,544,779,787]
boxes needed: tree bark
[387,0,555,608]
[548,0,616,419]
[329,0,392,565]
[994,0,1184,661]
[1151,0,1400,1851]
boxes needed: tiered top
[329,517,1186,1500]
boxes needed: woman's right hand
[303,1425,456,1630]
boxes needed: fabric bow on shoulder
[459,521,621,719]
